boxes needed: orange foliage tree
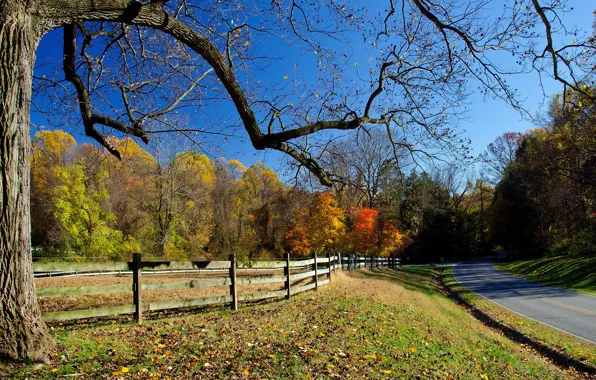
[283,210,311,256]
[284,193,345,256]
[351,208,379,255]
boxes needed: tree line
[30,128,495,263]
[490,89,596,258]
[32,84,595,264]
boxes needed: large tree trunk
[0,3,54,362]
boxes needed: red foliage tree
[351,208,379,255]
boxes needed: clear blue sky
[31,1,595,181]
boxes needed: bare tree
[481,132,525,185]
[1,0,594,362]
[432,164,475,210]
[320,130,409,208]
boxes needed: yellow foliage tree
[31,130,76,247]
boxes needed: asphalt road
[452,259,596,344]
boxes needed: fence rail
[35,254,400,323]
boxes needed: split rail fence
[33,254,401,323]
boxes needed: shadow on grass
[499,256,596,294]
[439,269,596,375]
[351,267,437,296]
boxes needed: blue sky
[31,1,595,182]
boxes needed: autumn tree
[51,163,139,260]
[101,137,157,253]
[141,145,215,259]
[351,208,380,255]
[284,210,312,257]
[284,192,346,256]
[308,193,346,254]
[378,219,404,258]
[162,152,215,259]
[30,130,76,248]
[490,87,596,256]
[234,162,285,258]
[210,159,244,255]
[1,0,594,363]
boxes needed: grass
[2,268,585,379]
[443,266,596,369]
[495,256,596,296]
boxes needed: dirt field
[35,270,326,312]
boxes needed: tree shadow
[350,267,438,296]
[455,259,594,300]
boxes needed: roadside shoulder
[440,267,596,375]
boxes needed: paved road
[452,259,596,344]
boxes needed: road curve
[452,259,596,344]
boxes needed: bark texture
[0,2,54,362]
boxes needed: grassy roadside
[443,266,596,369]
[2,268,584,379]
[495,256,596,296]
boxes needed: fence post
[133,252,142,324]
[327,252,332,282]
[339,252,342,272]
[333,253,337,275]
[229,254,238,311]
[314,252,319,290]
[284,253,291,300]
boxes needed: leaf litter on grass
[5,268,586,379]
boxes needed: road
[452,259,596,344]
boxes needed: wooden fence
[33,254,401,323]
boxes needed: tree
[93,137,156,258]
[378,219,404,258]
[210,159,242,255]
[141,146,215,259]
[31,130,77,248]
[284,210,312,257]
[162,152,215,259]
[490,87,596,256]
[351,208,380,255]
[308,193,346,254]
[323,131,408,209]
[481,132,525,185]
[234,162,284,258]
[51,163,139,260]
[1,0,594,363]
[284,192,346,256]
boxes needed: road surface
[452,259,596,344]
